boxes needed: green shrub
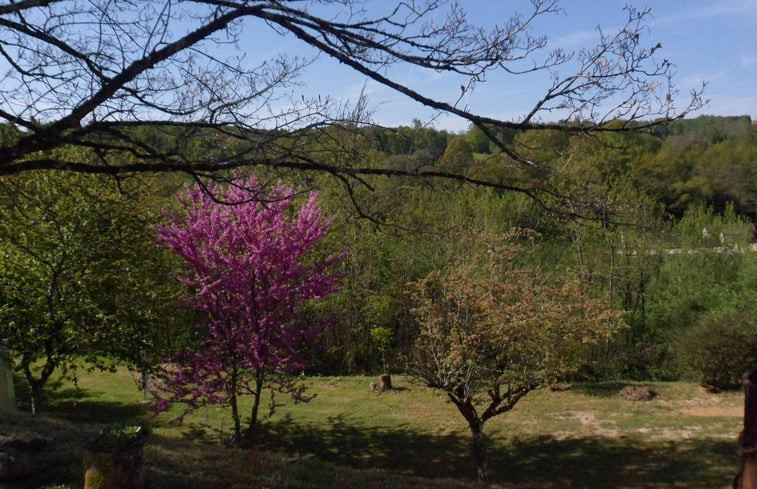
[673,311,757,389]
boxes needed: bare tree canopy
[0,1,703,193]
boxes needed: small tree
[153,176,343,442]
[437,136,474,174]
[370,326,393,374]
[408,230,623,481]
[0,171,179,413]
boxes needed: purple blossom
[152,176,343,441]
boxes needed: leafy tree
[437,136,474,174]
[641,205,756,377]
[313,171,529,374]
[693,129,757,220]
[464,124,492,154]
[663,115,752,144]
[673,310,757,389]
[408,229,623,481]
[153,176,343,442]
[0,171,179,413]
[370,326,393,374]
[630,120,756,221]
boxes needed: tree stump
[379,374,392,391]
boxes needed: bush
[673,311,757,389]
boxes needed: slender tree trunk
[469,421,489,482]
[22,354,56,414]
[608,237,616,307]
[29,382,44,415]
[246,369,264,442]
[449,392,491,482]
[229,367,241,442]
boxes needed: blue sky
[239,1,757,132]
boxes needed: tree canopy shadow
[258,413,471,479]
[495,435,738,488]
[571,382,638,397]
[12,376,150,424]
[257,415,740,487]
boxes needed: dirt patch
[619,385,657,401]
[680,406,742,417]
[636,426,701,439]
[565,410,620,437]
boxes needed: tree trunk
[22,352,56,414]
[0,346,16,411]
[469,421,489,482]
[246,369,264,442]
[30,383,45,415]
[229,368,241,442]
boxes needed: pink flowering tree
[153,177,343,442]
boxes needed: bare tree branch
[0,0,704,217]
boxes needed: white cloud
[741,54,757,68]
[552,29,601,49]
[650,0,757,26]
[681,72,724,90]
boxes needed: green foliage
[0,170,184,412]
[629,206,756,378]
[379,123,450,161]
[86,424,150,451]
[672,311,757,389]
[633,122,756,218]
[369,326,393,372]
[664,115,752,144]
[464,124,491,154]
[646,207,751,330]
[2,114,755,392]
[436,136,473,173]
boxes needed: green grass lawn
[3,370,746,488]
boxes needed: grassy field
[2,369,747,488]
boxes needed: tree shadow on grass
[495,435,738,489]
[258,413,471,478]
[571,382,637,397]
[13,378,150,424]
[257,415,740,488]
